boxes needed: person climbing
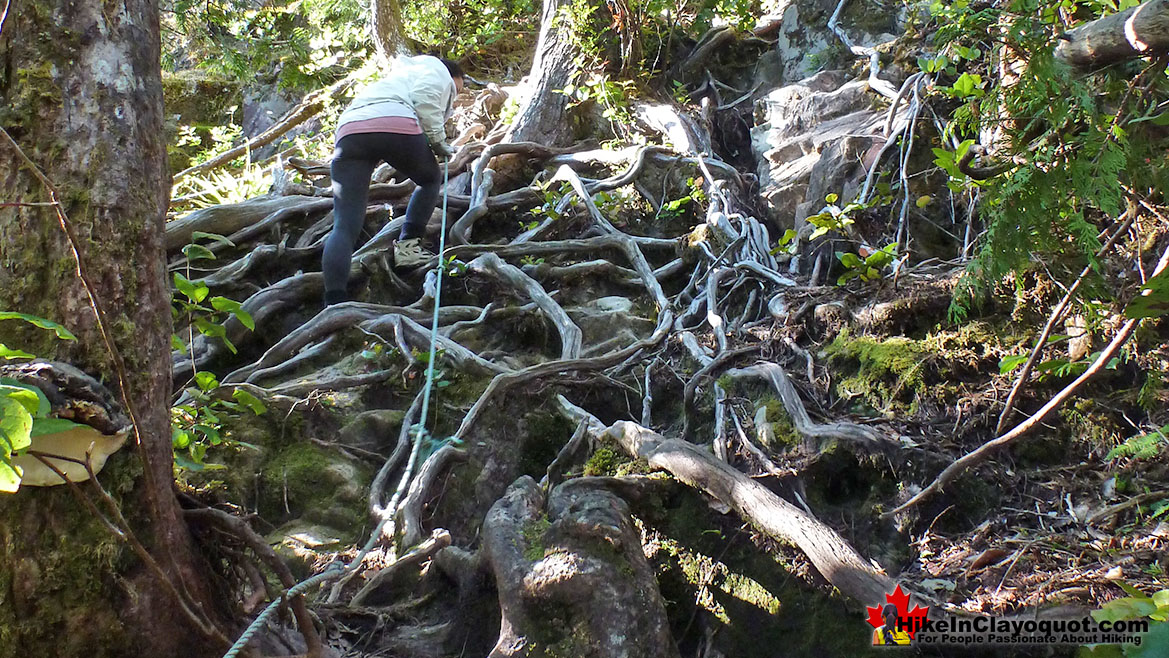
[322,54,464,305]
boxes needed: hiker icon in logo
[866,585,928,646]
[873,603,912,646]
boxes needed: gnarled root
[483,475,680,658]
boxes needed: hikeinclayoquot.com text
[904,615,1149,647]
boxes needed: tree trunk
[505,0,584,147]
[0,1,219,656]
[370,0,409,63]
[1055,0,1169,69]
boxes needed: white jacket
[338,55,456,150]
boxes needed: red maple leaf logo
[866,585,930,640]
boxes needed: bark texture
[1055,0,1169,69]
[505,0,582,146]
[0,0,216,655]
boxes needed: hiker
[322,54,464,305]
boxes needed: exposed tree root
[557,396,897,606]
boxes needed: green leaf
[1093,597,1159,623]
[174,273,209,303]
[171,334,186,351]
[174,451,204,471]
[232,389,267,415]
[1125,270,1169,319]
[190,231,235,247]
[838,252,863,268]
[172,427,191,450]
[1118,582,1148,598]
[0,455,23,493]
[999,354,1029,374]
[1128,620,1169,657]
[951,72,984,98]
[30,417,83,437]
[0,312,77,341]
[194,371,219,391]
[824,193,839,204]
[0,380,49,418]
[0,344,35,360]
[209,296,242,313]
[182,244,217,261]
[0,394,34,457]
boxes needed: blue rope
[222,159,453,658]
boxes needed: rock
[338,409,406,452]
[752,72,888,228]
[566,296,656,357]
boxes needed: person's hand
[432,141,455,160]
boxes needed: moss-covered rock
[822,329,930,414]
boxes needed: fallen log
[1055,0,1169,69]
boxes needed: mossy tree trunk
[0,1,219,656]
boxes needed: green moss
[522,516,552,561]
[757,399,801,449]
[264,442,369,529]
[822,329,929,413]
[0,454,139,658]
[584,447,622,476]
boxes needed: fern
[1107,427,1169,461]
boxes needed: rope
[222,159,452,658]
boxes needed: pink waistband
[337,116,422,142]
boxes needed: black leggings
[322,131,440,297]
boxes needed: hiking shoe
[394,237,434,268]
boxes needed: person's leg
[322,135,377,303]
[382,133,441,240]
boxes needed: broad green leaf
[824,192,839,204]
[190,231,235,247]
[182,244,217,261]
[0,456,23,493]
[174,272,209,303]
[0,395,34,455]
[0,312,77,340]
[232,389,267,415]
[0,386,41,419]
[194,371,219,391]
[171,334,186,351]
[1125,270,1169,319]
[1128,620,1169,657]
[1117,582,1148,598]
[0,344,34,360]
[1093,597,1159,622]
[174,451,204,471]
[210,296,242,313]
